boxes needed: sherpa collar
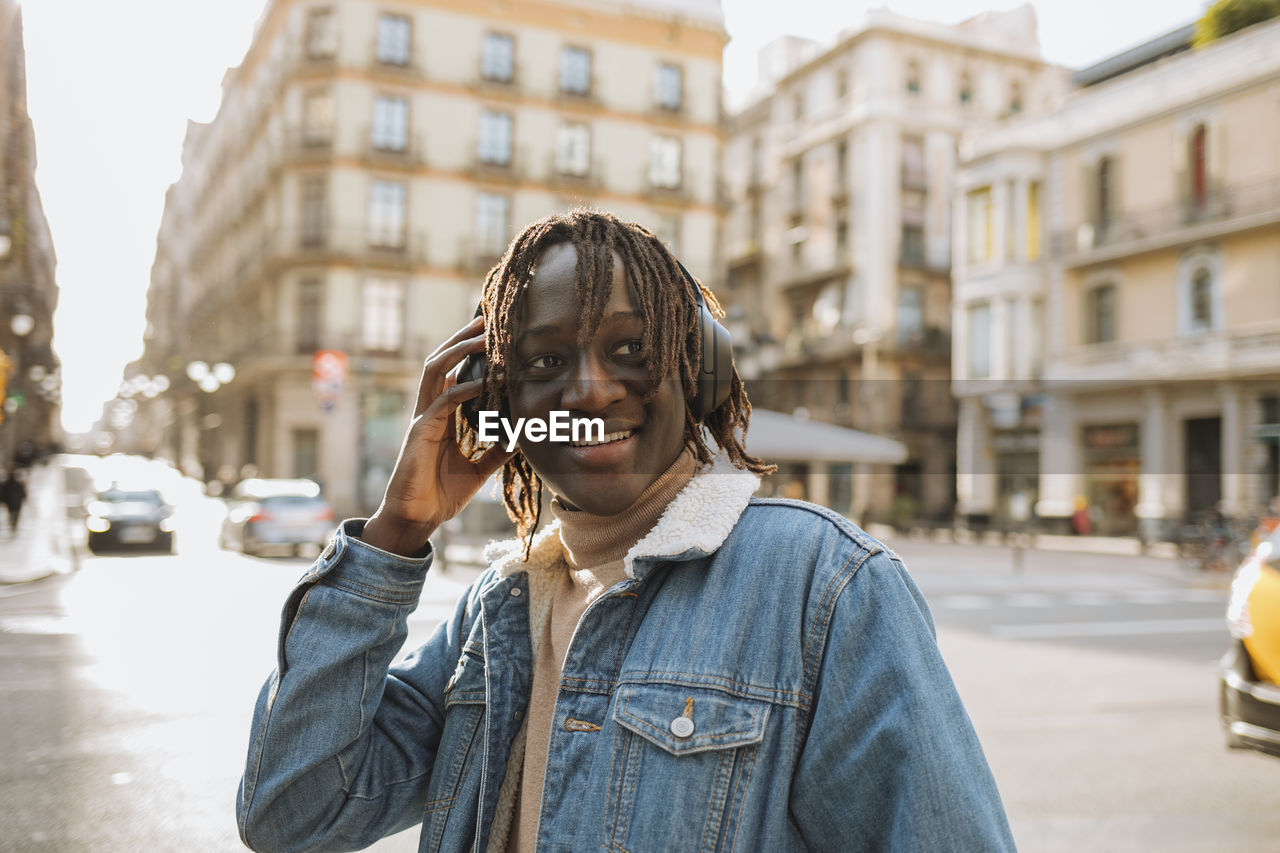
[487,454,760,580]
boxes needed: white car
[219,478,335,557]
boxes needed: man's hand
[361,315,513,556]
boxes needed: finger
[473,444,516,481]
[418,378,485,439]
[415,334,486,416]
[426,314,484,362]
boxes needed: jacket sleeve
[237,519,475,853]
[789,546,1016,852]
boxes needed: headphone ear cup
[694,302,734,422]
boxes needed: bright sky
[21,0,1206,434]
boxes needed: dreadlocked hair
[458,208,775,556]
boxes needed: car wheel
[160,533,175,554]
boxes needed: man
[238,209,1014,852]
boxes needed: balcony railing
[362,129,426,169]
[1050,318,1280,383]
[545,153,600,192]
[234,225,430,282]
[220,330,438,373]
[1053,177,1280,266]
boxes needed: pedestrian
[1,469,27,536]
[237,209,1014,852]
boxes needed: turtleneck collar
[550,446,697,570]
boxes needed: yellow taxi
[1220,528,1280,758]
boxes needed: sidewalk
[0,460,79,585]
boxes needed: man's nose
[562,352,626,413]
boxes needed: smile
[569,429,635,447]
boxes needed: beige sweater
[499,448,697,853]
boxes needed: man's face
[506,242,688,516]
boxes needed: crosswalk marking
[991,617,1226,640]
[933,588,1225,611]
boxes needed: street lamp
[10,312,33,337]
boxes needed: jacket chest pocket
[422,644,487,851]
[605,683,770,853]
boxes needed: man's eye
[613,340,644,357]
[526,354,564,370]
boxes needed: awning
[742,409,909,465]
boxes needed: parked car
[85,487,175,553]
[220,478,335,557]
[1220,527,1280,758]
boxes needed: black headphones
[457,259,733,428]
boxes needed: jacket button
[510,587,522,596]
[670,716,695,738]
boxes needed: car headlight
[86,516,110,533]
[159,518,176,532]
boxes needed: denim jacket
[237,457,1015,852]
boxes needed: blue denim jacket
[237,458,1015,852]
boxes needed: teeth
[570,430,634,447]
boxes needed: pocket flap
[443,641,486,706]
[612,683,770,756]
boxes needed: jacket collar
[487,454,760,580]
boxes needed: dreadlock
[458,208,775,553]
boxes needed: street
[1,472,1278,852]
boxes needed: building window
[901,135,925,188]
[648,136,682,189]
[475,192,510,256]
[1096,156,1115,236]
[835,140,848,188]
[481,32,514,82]
[835,67,849,100]
[835,215,849,252]
[297,278,323,352]
[559,46,591,95]
[1189,123,1208,211]
[654,62,683,110]
[791,157,805,215]
[958,72,972,106]
[906,60,920,96]
[367,180,407,248]
[300,177,327,247]
[371,95,408,151]
[302,89,334,145]
[900,223,925,267]
[968,302,991,378]
[362,278,406,352]
[793,92,805,120]
[966,187,992,263]
[478,110,512,166]
[897,285,923,343]
[1086,283,1117,344]
[292,428,320,480]
[1180,253,1220,334]
[376,13,411,65]
[1008,80,1023,114]
[1027,181,1041,260]
[306,7,337,60]
[554,122,590,176]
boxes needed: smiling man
[237,209,1015,853]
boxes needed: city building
[953,17,1280,538]
[140,0,726,516]
[721,6,1066,524]
[0,0,60,467]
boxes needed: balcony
[468,149,526,185]
[457,236,507,277]
[280,129,334,166]
[545,154,600,193]
[220,330,438,380]
[778,254,851,291]
[362,130,426,170]
[1053,177,1280,268]
[1049,318,1280,385]
[470,63,523,97]
[726,239,763,269]
[233,225,430,283]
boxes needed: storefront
[1082,423,1140,536]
